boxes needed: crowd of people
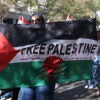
[0,12,100,100]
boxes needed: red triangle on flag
[0,32,19,71]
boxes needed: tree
[0,0,16,22]
[0,0,100,22]
[39,0,100,21]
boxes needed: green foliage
[0,0,15,22]
[0,0,100,22]
[38,0,100,21]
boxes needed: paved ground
[54,81,100,100]
[1,81,100,100]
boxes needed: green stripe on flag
[0,60,93,89]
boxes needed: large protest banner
[0,18,98,89]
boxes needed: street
[54,81,100,100]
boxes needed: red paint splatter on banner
[43,56,63,80]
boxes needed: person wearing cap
[18,13,55,100]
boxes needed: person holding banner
[18,13,56,100]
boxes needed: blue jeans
[18,83,55,100]
[0,92,13,99]
[85,80,93,86]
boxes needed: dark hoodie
[31,13,45,24]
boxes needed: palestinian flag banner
[0,18,98,89]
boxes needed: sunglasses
[31,19,41,23]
